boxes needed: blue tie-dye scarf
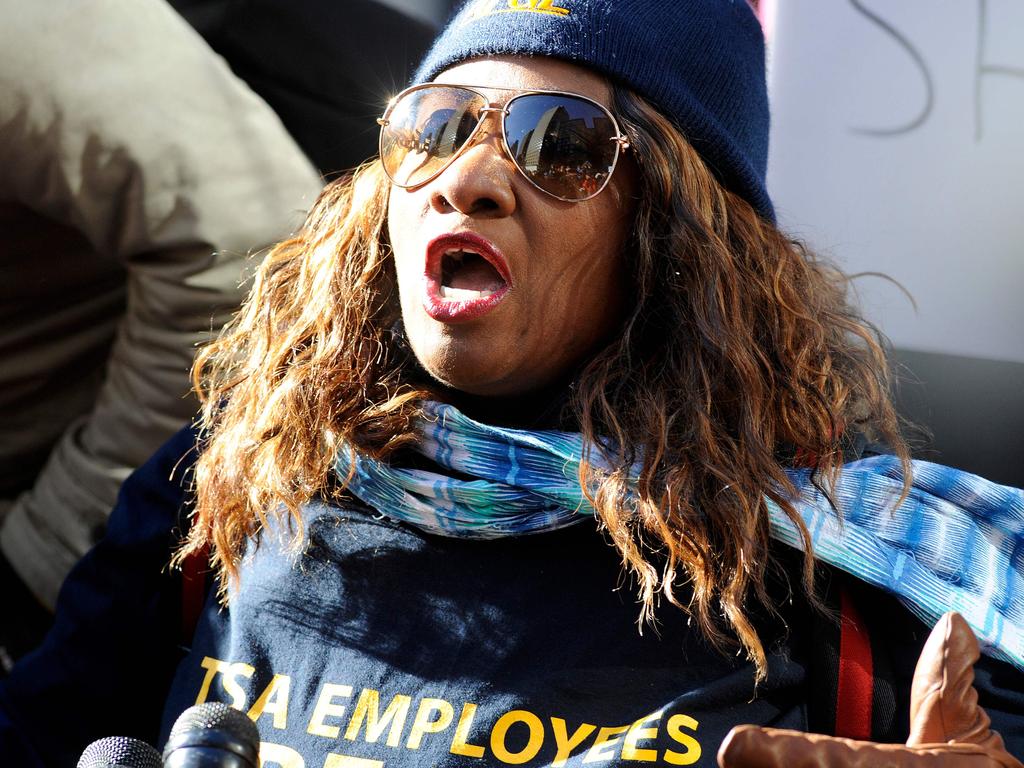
[334,400,1024,671]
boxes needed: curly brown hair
[176,86,910,682]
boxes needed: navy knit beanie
[414,0,774,221]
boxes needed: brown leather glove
[718,612,1023,768]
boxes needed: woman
[2,1,1022,766]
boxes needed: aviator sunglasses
[377,83,630,202]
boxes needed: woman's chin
[410,346,544,399]
[418,359,525,398]
[405,322,593,400]
[406,327,511,395]
[402,308,585,399]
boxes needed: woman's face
[387,56,637,397]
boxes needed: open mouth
[439,248,508,300]
[423,233,512,322]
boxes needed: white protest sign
[767,0,1024,364]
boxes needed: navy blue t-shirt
[2,425,1023,766]
[161,501,811,767]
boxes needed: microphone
[77,736,162,768]
[162,702,260,768]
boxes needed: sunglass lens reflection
[381,87,484,187]
[504,94,619,200]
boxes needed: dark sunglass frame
[377,83,630,203]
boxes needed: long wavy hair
[177,85,910,681]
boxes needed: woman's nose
[429,130,517,217]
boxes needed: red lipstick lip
[422,232,513,323]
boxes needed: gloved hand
[718,612,1023,767]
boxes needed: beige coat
[0,0,323,608]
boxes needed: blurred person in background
[0,0,322,667]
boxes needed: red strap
[179,545,210,646]
[835,587,874,739]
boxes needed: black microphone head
[77,736,162,768]
[163,702,260,768]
